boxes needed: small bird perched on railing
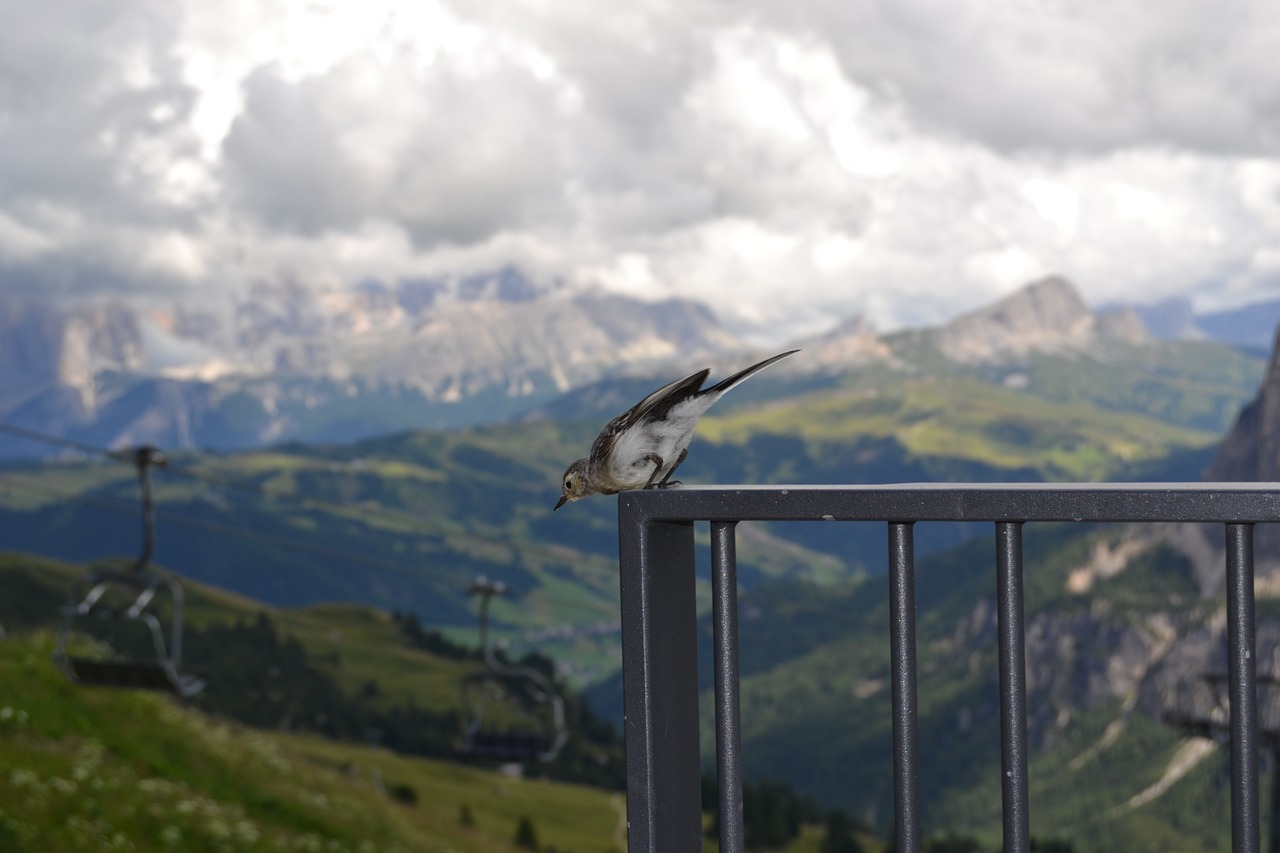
[554,350,799,510]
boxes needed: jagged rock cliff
[1205,324,1280,483]
[1203,322,1280,560]
[0,301,142,413]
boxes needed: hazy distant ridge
[0,273,1270,456]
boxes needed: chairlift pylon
[454,576,568,763]
[53,445,205,698]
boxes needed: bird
[554,349,798,510]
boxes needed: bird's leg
[655,448,688,488]
[640,453,666,489]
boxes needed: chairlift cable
[0,422,870,627]
[0,419,613,571]
[1,422,863,626]
[0,472,617,621]
[0,420,461,533]
[2,464,861,642]
[0,424,863,627]
[0,421,112,458]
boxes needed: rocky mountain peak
[928,275,1149,362]
[801,313,890,367]
[1124,296,1205,341]
[1094,306,1152,344]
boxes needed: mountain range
[0,277,1265,657]
[0,273,1272,457]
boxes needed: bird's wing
[588,368,710,462]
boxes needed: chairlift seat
[61,656,205,698]
[56,566,205,699]
[456,576,569,763]
[458,731,556,762]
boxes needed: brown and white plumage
[554,350,798,510]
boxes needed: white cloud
[0,0,1278,336]
[762,0,1280,156]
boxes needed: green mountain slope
[696,372,1215,481]
[0,551,626,790]
[0,552,869,852]
[0,630,627,852]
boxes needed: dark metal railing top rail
[616,483,1280,853]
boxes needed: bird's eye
[564,477,574,491]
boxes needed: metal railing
[616,483,1280,853]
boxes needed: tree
[820,809,865,853]
[514,816,539,851]
[925,834,982,853]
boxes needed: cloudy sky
[2,0,1279,339]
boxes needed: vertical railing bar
[889,521,922,853]
[618,495,704,853]
[712,521,745,853]
[1268,751,1280,853]
[1227,522,1260,853]
[996,521,1030,853]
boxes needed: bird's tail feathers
[706,349,799,396]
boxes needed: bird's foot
[640,454,666,489]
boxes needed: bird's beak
[553,494,568,511]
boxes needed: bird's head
[554,458,592,511]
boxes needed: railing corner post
[618,492,703,853]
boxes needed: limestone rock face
[0,274,748,454]
[0,300,142,413]
[927,276,1150,362]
